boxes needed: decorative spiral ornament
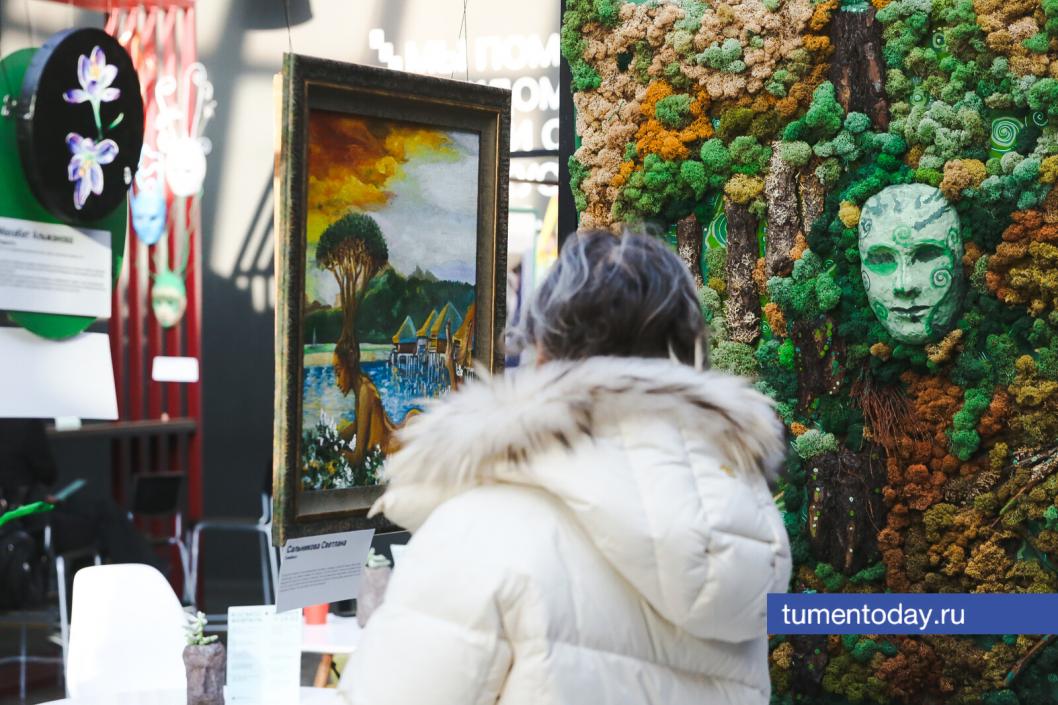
[931,31,946,51]
[931,268,953,289]
[1032,110,1048,127]
[947,226,960,250]
[708,211,728,246]
[991,117,1023,151]
[862,271,871,293]
[911,89,927,106]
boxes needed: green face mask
[858,184,963,345]
[151,270,187,329]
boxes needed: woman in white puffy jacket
[340,230,792,705]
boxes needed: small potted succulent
[356,548,392,627]
[183,611,225,705]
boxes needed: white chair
[66,563,188,698]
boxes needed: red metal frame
[44,0,193,9]
[101,5,203,553]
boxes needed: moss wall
[565,1,1058,702]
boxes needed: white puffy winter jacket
[340,356,792,705]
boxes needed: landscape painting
[274,55,509,542]
[299,110,480,492]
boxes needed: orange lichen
[610,160,636,188]
[939,159,987,201]
[838,201,861,228]
[906,144,924,168]
[569,0,834,227]
[871,342,893,360]
[764,301,788,336]
[771,641,794,669]
[1040,154,1058,184]
[802,35,832,55]
[753,257,768,295]
[1009,355,1058,446]
[987,208,1058,317]
[724,174,765,204]
[632,82,715,162]
[974,0,1050,76]
[926,329,964,365]
[879,373,967,590]
[976,388,1011,438]
[876,638,943,701]
[808,0,838,32]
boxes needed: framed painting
[273,54,510,544]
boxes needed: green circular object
[0,48,126,340]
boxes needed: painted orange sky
[303,110,480,305]
[306,110,456,230]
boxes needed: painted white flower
[66,133,119,210]
[63,46,121,105]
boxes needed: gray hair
[510,229,707,366]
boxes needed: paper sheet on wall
[0,328,117,419]
[225,605,302,705]
[276,529,375,613]
[0,216,111,318]
[151,355,200,383]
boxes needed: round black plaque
[17,28,144,224]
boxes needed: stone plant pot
[183,642,226,705]
[356,564,392,627]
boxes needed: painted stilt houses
[453,303,475,368]
[388,302,476,387]
[391,316,418,356]
[428,302,462,354]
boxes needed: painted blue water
[301,359,449,431]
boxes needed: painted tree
[316,212,389,395]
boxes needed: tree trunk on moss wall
[806,448,886,575]
[789,635,829,697]
[723,199,760,345]
[828,7,888,131]
[675,213,704,288]
[764,145,799,279]
[792,320,826,407]
[798,167,826,241]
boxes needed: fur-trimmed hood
[372,356,791,642]
[374,357,786,521]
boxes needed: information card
[275,529,375,613]
[226,605,302,705]
[0,216,111,318]
[0,328,118,419]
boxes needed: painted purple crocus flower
[62,46,121,105]
[66,133,119,210]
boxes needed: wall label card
[226,605,301,705]
[0,215,111,318]
[275,528,375,613]
[151,355,200,383]
[0,328,117,419]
